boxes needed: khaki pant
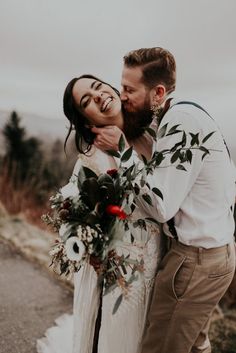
[141,239,236,353]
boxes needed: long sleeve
[60,158,82,199]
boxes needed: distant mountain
[0,109,68,140]
[1,109,235,163]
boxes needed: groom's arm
[131,110,207,222]
[91,114,205,223]
[91,125,140,167]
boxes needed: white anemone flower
[65,237,86,262]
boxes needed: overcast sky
[0,0,236,151]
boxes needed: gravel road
[0,238,73,353]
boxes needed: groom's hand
[91,126,130,151]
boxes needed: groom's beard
[122,103,153,141]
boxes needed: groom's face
[121,66,151,113]
[121,65,153,139]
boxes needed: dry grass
[210,312,236,353]
[0,166,51,231]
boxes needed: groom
[92,47,236,353]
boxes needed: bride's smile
[100,96,113,112]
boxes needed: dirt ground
[0,239,73,353]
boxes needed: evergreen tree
[2,111,26,170]
[2,111,43,185]
[1,111,78,211]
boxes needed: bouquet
[42,140,145,313]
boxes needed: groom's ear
[151,84,166,105]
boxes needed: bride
[37,75,164,353]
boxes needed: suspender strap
[166,217,178,239]
[174,101,211,117]
[173,101,231,158]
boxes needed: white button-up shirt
[125,99,235,248]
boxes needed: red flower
[62,200,71,210]
[106,205,127,220]
[106,169,118,177]
[89,255,102,271]
[118,210,127,220]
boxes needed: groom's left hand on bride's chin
[91,126,129,151]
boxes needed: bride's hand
[91,125,129,151]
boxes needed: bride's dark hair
[63,74,120,155]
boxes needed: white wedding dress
[37,146,163,353]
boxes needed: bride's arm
[60,158,82,199]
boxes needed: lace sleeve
[60,158,82,199]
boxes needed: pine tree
[2,111,43,185]
[2,111,26,168]
[1,111,77,211]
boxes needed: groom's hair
[123,47,176,94]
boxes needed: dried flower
[58,209,70,220]
[49,243,64,256]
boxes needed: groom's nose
[120,90,128,102]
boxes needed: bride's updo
[63,74,120,155]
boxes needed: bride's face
[72,78,123,128]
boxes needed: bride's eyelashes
[81,96,91,109]
[96,82,102,90]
